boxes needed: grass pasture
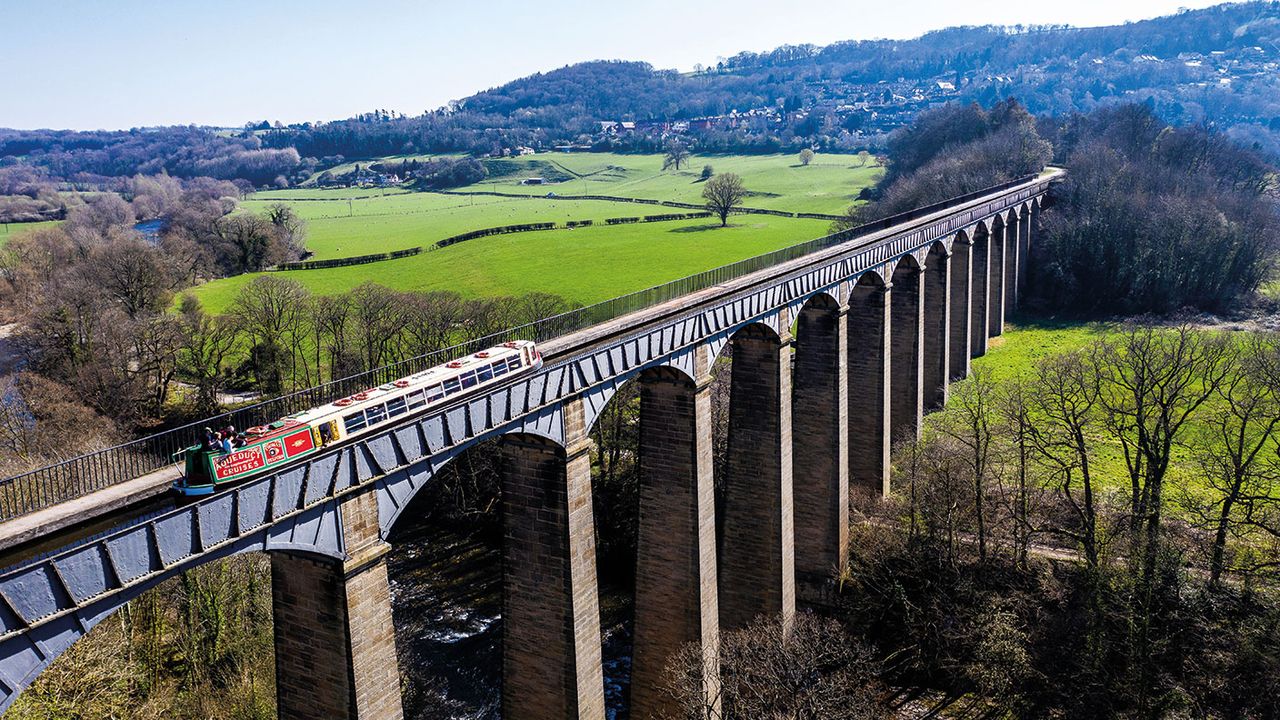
[462,152,881,215]
[190,151,879,313]
[186,215,831,314]
[240,193,697,260]
[0,220,60,248]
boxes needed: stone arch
[708,319,783,366]
[988,214,1007,337]
[719,315,794,634]
[792,289,850,592]
[970,221,992,358]
[800,287,841,312]
[905,246,930,269]
[580,354,699,437]
[377,400,569,536]
[0,512,344,714]
[889,254,924,441]
[846,269,891,497]
[949,229,974,380]
[852,265,889,292]
[922,241,952,410]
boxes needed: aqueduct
[0,171,1053,718]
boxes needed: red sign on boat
[215,447,265,480]
[284,428,315,458]
[263,439,286,463]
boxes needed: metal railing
[0,174,1049,522]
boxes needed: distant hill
[435,1,1280,151]
[3,1,1280,187]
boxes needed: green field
[187,215,831,313]
[243,152,878,261]
[240,193,704,260]
[191,152,877,312]
[0,220,60,248]
[460,152,880,215]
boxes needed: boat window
[406,389,427,409]
[386,396,408,417]
[366,404,387,425]
[476,364,494,382]
[344,413,367,434]
[443,378,462,395]
[460,371,478,389]
[507,356,523,371]
[491,360,509,377]
[426,384,445,402]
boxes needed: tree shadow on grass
[1005,311,1116,336]
[669,223,730,233]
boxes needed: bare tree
[312,292,357,382]
[702,172,746,227]
[916,433,974,567]
[177,296,240,415]
[664,613,885,720]
[264,203,307,257]
[1025,350,1104,568]
[0,372,112,468]
[214,213,299,274]
[996,381,1037,568]
[1172,335,1280,584]
[132,315,185,418]
[460,297,515,341]
[347,282,406,371]
[399,290,465,358]
[663,141,691,171]
[1094,325,1229,574]
[1184,336,1280,586]
[798,148,815,166]
[89,235,182,319]
[231,276,311,393]
[513,291,575,327]
[936,367,998,561]
[1092,324,1229,710]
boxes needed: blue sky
[1,0,1228,130]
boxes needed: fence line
[434,188,844,220]
[0,175,1046,522]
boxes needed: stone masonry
[272,485,404,720]
[720,321,797,633]
[792,296,850,592]
[501,397,606,720]
[890,263,924,441]
[847,280,892,497]
[923,248,951,410]
[988,219,1006,338]
[970,229,991,358]
[631,352,721,719]
[948,236,972,381]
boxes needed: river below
[388,517,634,719]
